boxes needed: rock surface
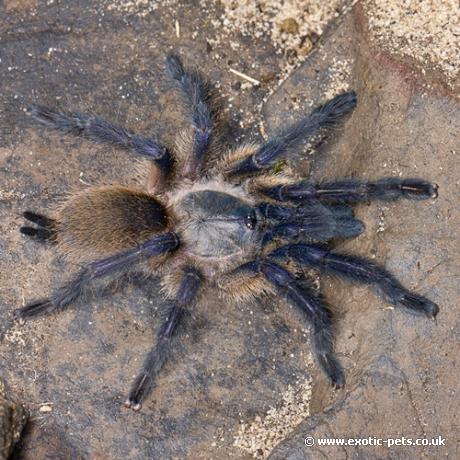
[266,5,460,460]
[0,1,458,459]
[0,385,26,460]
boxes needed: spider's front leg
[257,178,438,203]
[258,202,364,244]
[126,266,202,410]
[233,260,344,388]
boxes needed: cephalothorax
[172,185,262,261]
[17,55,438,410]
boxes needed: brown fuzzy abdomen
[57,186,168,260]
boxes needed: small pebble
[279,18,299,34]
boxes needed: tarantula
[16,54,439,411]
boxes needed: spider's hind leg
[20,211,57,243]
[15,232,179,320]
[126,265,202,410]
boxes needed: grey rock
[0,2,458,459]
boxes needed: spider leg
[28,106,172,192]
[19,226,55,242]
[258,202,355,221]
[259,202,364,244]
[20,211,57,243]
[15,232,179,319]
[225,92,357,178]
[272,244,439,318]
[235,260,344,388]
[22,210,56,228]
[126,266,202,410]
[258,178,438,203]
[166,54,213,180]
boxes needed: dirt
[0,1,459,459]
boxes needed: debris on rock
[279,18,300,35]
[213,0,356,79]
[234,375,313,459]
[366,0,460,86]
[106,0,178,18]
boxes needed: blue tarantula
[16,55,438,410]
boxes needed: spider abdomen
[57,185,168,259]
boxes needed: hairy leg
[225,92,357,178]
[126,266,202,410]
[258,178,438,203]
[15,232,179,319]
[235,260,344,387]
[272,244,438,318]
[28,106,172,192]
[166,54,214,180]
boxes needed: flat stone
[0,1,458,459]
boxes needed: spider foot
[15,299,54,320]
[332,378,345,390]
[330,368,345,389]
[316,352,345,389]
[125,372,153,411]
[398,292,439,320]
[124,399,142,412]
